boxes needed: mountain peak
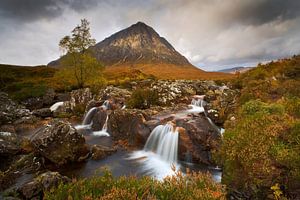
[92,22,191,66]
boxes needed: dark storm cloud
[232,0,300,26]
[0,0,99,22]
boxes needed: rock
[0,131,21,156]
[91,144,117,160]
[17,171,70,199]
[31,120,89,166]
[32,108,52,118]
[69,88,93,111]
[108,109,150,147]
[176,115,220,164]
[22,89,56,110]
[144,119,160,131]
[91,108,108,131]
[205,86,239,125]
[0,92,32,125]
[96,86,132,109]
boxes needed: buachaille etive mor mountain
[49,21,232,79]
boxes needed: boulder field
[0,79,238,199]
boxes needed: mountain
[49,22,232,79]
[92,22,191,66]
[218,66,253,74]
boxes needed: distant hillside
[49,21,231,80]
[218,66,253,74]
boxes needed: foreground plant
[44,169,226,200]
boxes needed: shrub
[127,89,159,109]
[44,169,226,200]
[215,100,299,198]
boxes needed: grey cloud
[0,0,99,22]
[0,0,299,70]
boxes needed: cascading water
[50,102,64,112]
[144,124,178,163]
[189,98,224,136]
[93,115,110,137]
[75,101,111,137]
[128,123,180,179]
[75,107,98,129]
[188,98,205,113]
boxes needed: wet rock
[144,119,160,132]
[69,88,93,111]
[91,144,117,160]
[151,80,196,105]
[108,109,150,147]
[205,87,239,125]
[96,86,132,109]
[32,108,52,118]
[91,108,108,131]
[0,92,32,125]
[31,120,89,166]
[22,89,56,110]
[0,132,23,157]
[17,171,70,199]
[176,115,220,164]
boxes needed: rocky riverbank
[0,79,238,199]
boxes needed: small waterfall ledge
[128,123,180,180]
[75,102,111,137]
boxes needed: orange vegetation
[103,63,234,80]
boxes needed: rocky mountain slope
[49,22,232,79]
[92,21,191,66]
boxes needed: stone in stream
[17,171,70,200]
[91,144,117,160]
[32,108,52,118]
[31,120,89,166]
[108,109,151,147]
[0,131,21,156]
[176,115,221,165]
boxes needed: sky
[0,0,300,71]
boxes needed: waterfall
[93,115,110,137]
[188,98,205,113]
[189,98,224,136]
[50,102,64,112]
[82,107,98,125]
[101,100,110,110]
[144,124,179,163]
[128,123,180,179]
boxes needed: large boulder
[17,171,70,199]
[31,120,89,166]
[107,109,150,146]
[151,80,196,105]
[176,115,221,165]
[69,88,93,112]
[205,86,239,125]
[91,108,108,131]
[97,86,132,108]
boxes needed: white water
[50,102,64,112]
[75,107,98,130]
[188,98,205,113]
[93,115,110,137]
[128,123,180,179]
[101,100,110,110]
[189,98,225,136]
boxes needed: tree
[59,19,103,88]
